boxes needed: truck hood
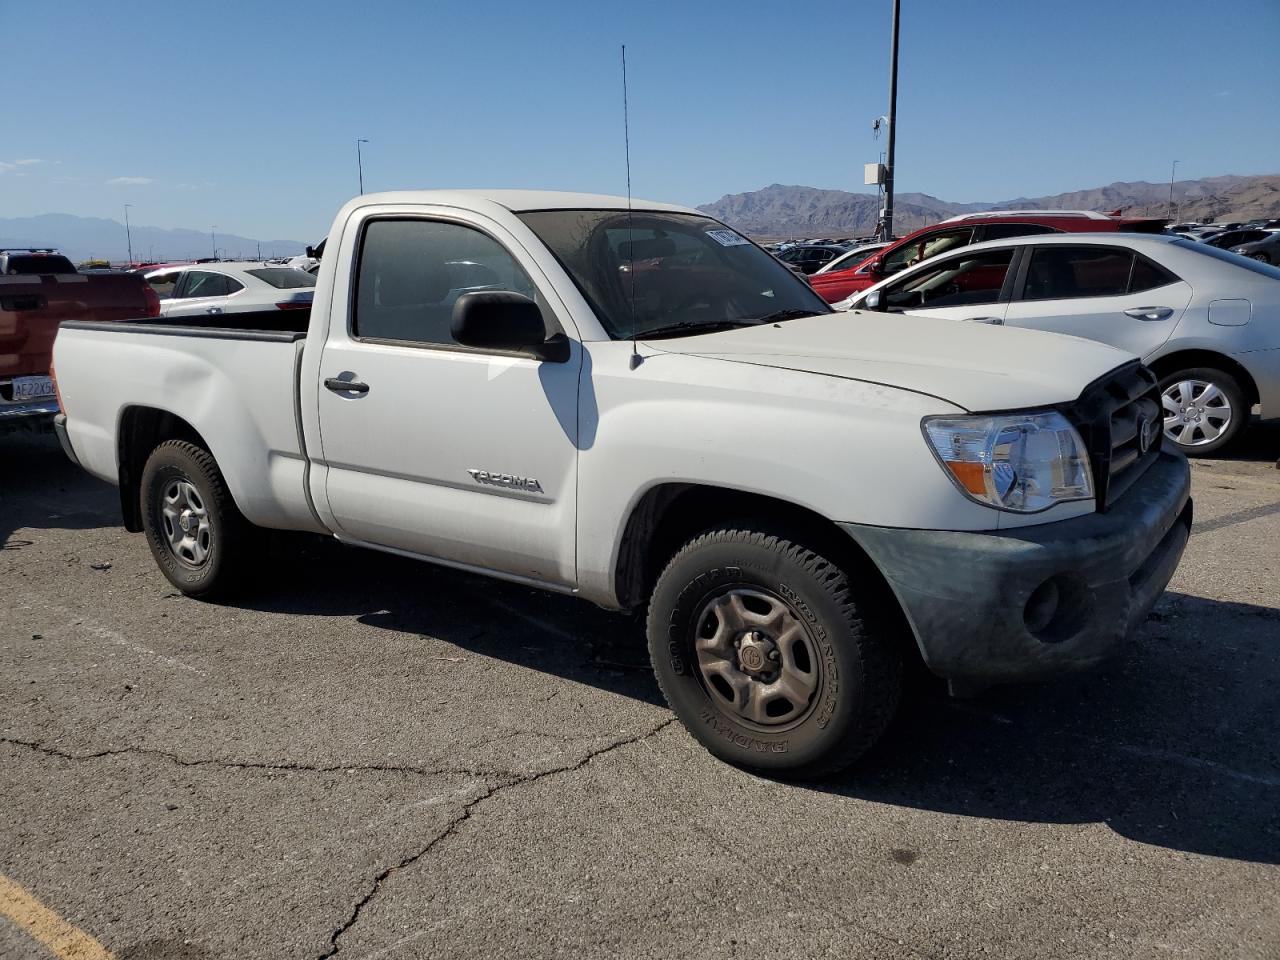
[642,310,1135,412]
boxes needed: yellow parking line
[0,873,114,960]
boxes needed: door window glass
[1022,247,1133,300]
[147,270,182,299]
[181,271,242,298]
[880,228,973,276]
[354,219,537,345]
[882,249,1013,310]
[1127,256,1180,294]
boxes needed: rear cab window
[4,254,77,274]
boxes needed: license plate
[11,375,54,401]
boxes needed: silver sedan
[837,233,1280,454]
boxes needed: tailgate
[0,273,150,379]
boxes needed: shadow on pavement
[0,432,119,550]
[238,526,1280,865]
[1217,415,1280,463]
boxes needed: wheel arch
[1146,349,1260,408]
[613,483,922,667]
[116,406,216,532]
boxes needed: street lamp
[124,203,134,266]
[880,0,902,242]
[211,225,217,260]
[357,139,370,194]
[1169,160,1180,223]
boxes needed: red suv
[807,210,1167,304]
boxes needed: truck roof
[346,189,699,215]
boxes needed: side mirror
[863,290,885,311]
[451,291,569,362]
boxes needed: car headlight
[923,411,1093,513]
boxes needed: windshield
[246,267,318,289]
[518,210,830,339]
[1172,238,1280,280]
[5,254,76,274]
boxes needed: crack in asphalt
[0,736,510,781]
[316,717,677,959]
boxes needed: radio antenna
[622,43,641,370]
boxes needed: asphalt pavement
[2,426,1278,960]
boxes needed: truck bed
[54,314,325,535]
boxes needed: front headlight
[923,411,1093,513]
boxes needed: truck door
[313,213,581,588]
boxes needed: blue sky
[2,0,1277,241]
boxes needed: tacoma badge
[467,469,543,493]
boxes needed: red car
[808,210,1167,304]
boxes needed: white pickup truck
[52,190,1192,776]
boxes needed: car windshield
[518,209,830,339]
[246,268,318,289]
[1173,238,1280,280]
[5,254,76,274]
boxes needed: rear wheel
[647,525,902,778]
[1158,367,1247,455]
[140,440,256,598]
[1250,252,1271,264]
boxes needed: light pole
[124,203,134,266]
[211,225,217,260]
[357,139,370,194]
[880,0,902,242]
[1169,160,1180,223]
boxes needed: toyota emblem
[1137,415,1157,454]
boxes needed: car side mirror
[451,291,570,362]
[863,290,885,311]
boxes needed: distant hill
[0,213,306,263]
[698,175,1280,238]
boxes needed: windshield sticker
[706,229,750,247]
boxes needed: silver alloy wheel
[160,478,212,567]
[693,587,820,726]
[1161,378,1233,447]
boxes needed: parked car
[52,189,1191,777]
[838,233,1280,454]
[775,243,849,275]
[1231,231,1280,264]
[1197,228,1274,250]
[808,210,1169,304]
[813,241,892,275]
[144,262,316,319]
[1,249,158,432]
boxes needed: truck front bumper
[841,451,1192,684]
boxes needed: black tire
[139,440,256,598]
[1157,366,1248,456]
[647,525,902,778]
[1250,252,1271,264]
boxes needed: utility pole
[211,225,217,260]
[1169,160,1180,223]
[124,203,134,266]
[881,0,901,242]
[357,139,370,194]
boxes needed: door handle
[1124,306,1173,321]
[324,376,370,395]
[965,316,1002,325]
[206,306,223,315]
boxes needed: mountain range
[698,174,1280,238]
[0,213,307,264]
[5,174,1279,262]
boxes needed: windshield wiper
[753,308,825,324]
[635,319,764,339]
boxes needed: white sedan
[836,233,1280,454]
[145,262,315,319]
[812,240,891,275]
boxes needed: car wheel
[1158,367,1247,455]
[1250,252,1271,263]
[647,525,902,778]
[140,440,257,598]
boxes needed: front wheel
[1250,252,1271,264]
[140,440,257,598]
[647,526,902,778]
[1158,367,1247,455]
